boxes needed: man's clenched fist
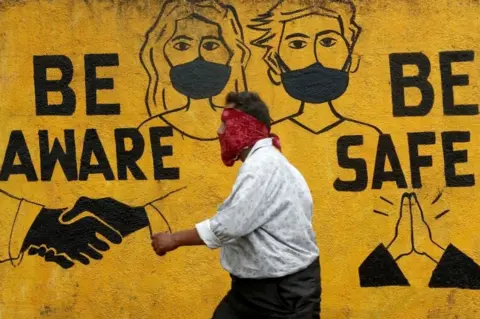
[151,232,179,256]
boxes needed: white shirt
[196,138,319,279]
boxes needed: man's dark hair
[225,92,271,128]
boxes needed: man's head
[218,92,279,166]
[220,92,271,132]
[249,0,361,104]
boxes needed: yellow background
[0,0,479,318]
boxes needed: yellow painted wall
[0,0,479,318]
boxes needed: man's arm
[151,228,204,256]
[195,169,274,249]
[172,229,205,246]
[151,169,275,254]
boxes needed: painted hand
[22,208,122,269]
[61,197,150,237]
[410,193,445,262]
[151,232,178,256]
[386,193,414,260]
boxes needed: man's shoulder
[242,147,283,172]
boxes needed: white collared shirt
[196,138,319,279]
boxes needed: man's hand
[151,232,178,256]
[150,228,205,256]
[386,193,414,260]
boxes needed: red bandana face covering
[218,108,281,167]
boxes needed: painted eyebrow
[201,35,221,41]
[315,30,342,37]
[285,33,310,40]
[171,35,193,41]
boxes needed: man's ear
[236,39,251,68]
[349,53,361,73]
[265,51,282,86]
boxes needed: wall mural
[248,0,383,134]
[360,192,480,289]
[138,0,250,141]
[0,187,183,268]
[0,0,479,317]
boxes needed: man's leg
[276,258,322,318]
[212,292,242,319]
[213,259,321,319]
[213,276,292,318]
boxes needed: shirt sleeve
[144,202,171,236]
[0,190,43,266]
[195,170,274,249]
[143,186,187,236]
[358,244,410,287]
[429,244,480,289]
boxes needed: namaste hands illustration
[386,192,445,263]
[360,191,480,289]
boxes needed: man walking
[151,92,321,318]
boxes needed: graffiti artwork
[0,187,183,268]
[249,0,382,135]
[360,192,480,289]
[138,0,250,141]
[0,0,479,317]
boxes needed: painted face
[276,14,352,104]
[278,14,350,71]
[163,17,234,100]
[164,17,233,66]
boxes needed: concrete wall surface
[0,0,479,318]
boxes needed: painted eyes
[173,42,191,51]
[202,41,220,51]
[319,37,337,47]
[288,40,307,49]
[173,41,220,51]
[288,37,337,49]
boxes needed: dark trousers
[212,258,321,319]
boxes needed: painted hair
[249,0,361,70]
[140,0,250,117]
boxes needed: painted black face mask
[170,58,231,100]
[278,56,351,104]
